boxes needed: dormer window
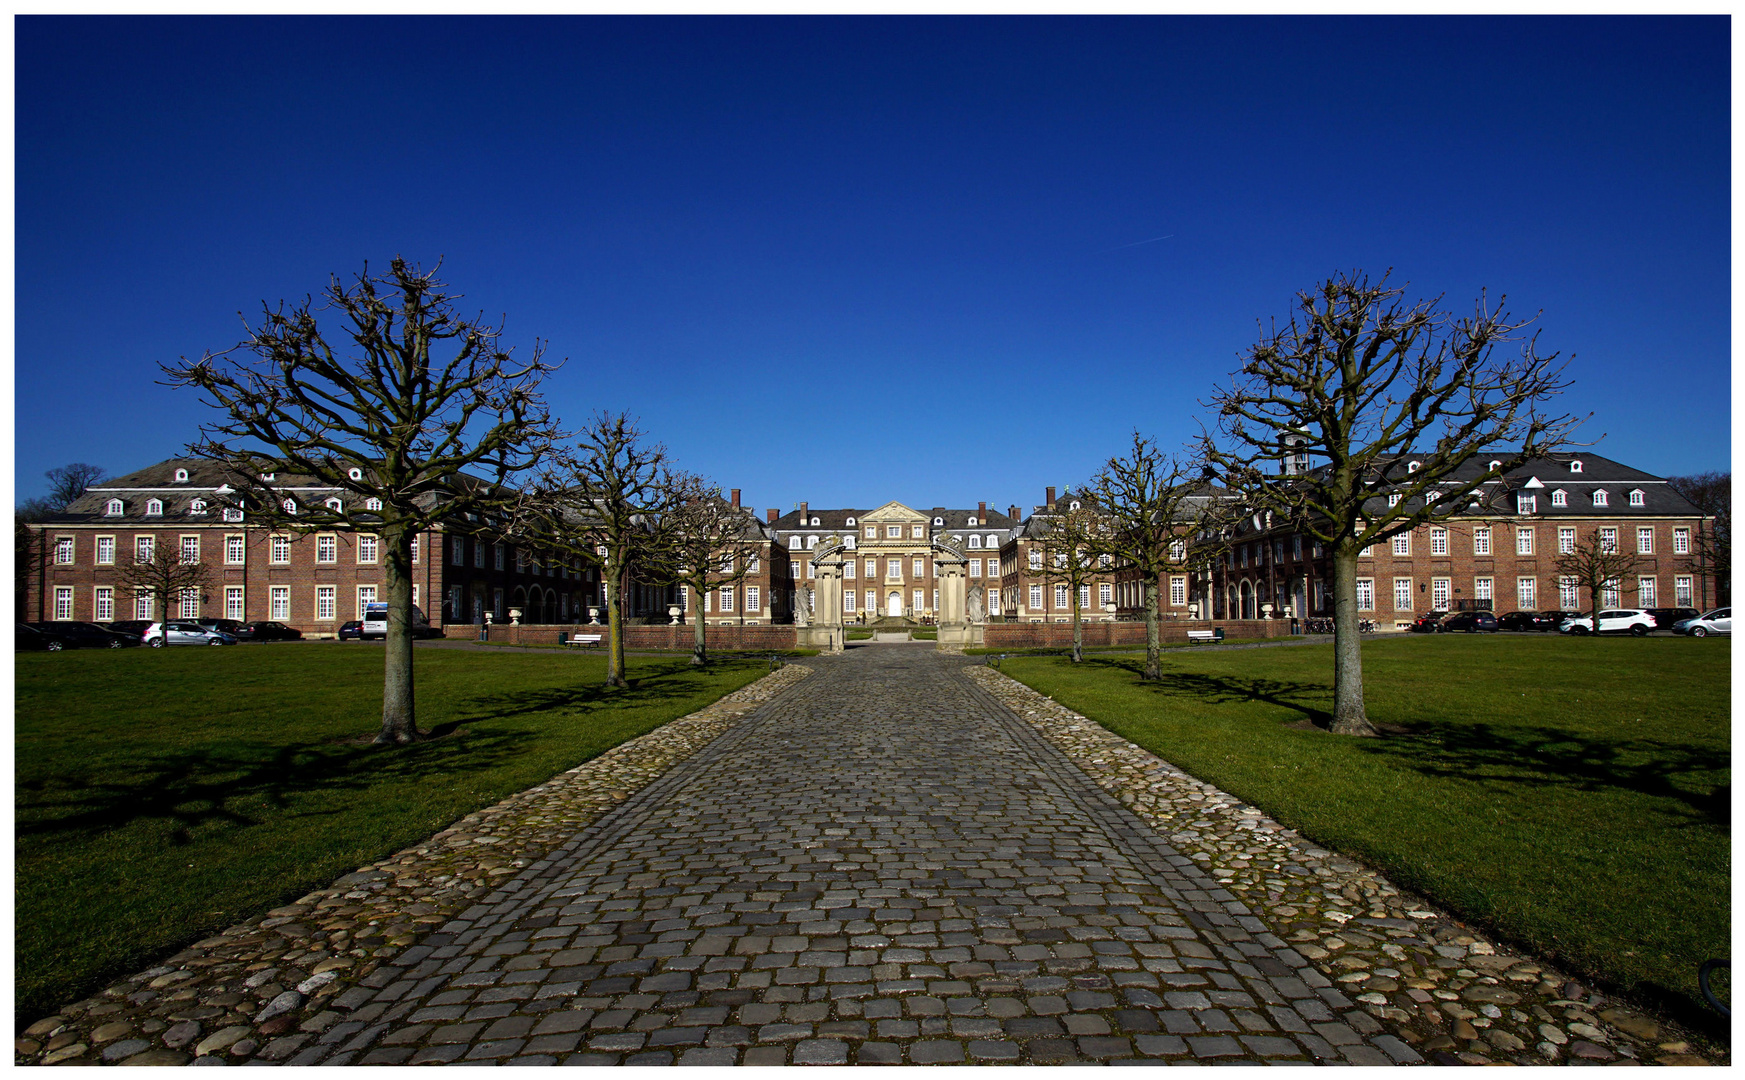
[189,499,207,515]
[1569,460,1583,474]
[1516,494,1536,515]
[1068,501,1080,511]
[1593,490,1608,507]
[283,498,297,515]
[934,517,944,526]
[105,499,124,516]
[260,472,275,481]
[348,467,364,480]
[810,517,820,527]
[145,499,163,516]
[1407,461,1421,473]
[1387,493,1402,507]
[1487,460,1501,473]
[845,517,856,526]
[967,516,977,526]
[986,535,999,547]
[968,535,982,548]
[174,468,189,483]
[326,497,344,511]
[365,497,382,511]
[806,535,818,550]
[1551,489,1568,507]
[1629,489,1645,507]
[223,508,244,522]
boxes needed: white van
[362,603,432,640]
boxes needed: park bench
[1186,628,1225,645]
[564,633,604,648]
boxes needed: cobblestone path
[300,645,1418,1065]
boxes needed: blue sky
[16,16,1730,516]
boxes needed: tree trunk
[1330,546,1378,736]
[1143,578,1162,681]
[606,561,628,688]
[1070,584,1084,663]
[691,584,707,666]
[376,524,420,745]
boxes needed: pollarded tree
[1024,492,1115,664]
[1201,271,1580,735]
[162,257,561,744]
[112,533,215,636]
[1554,529,1642,635]
[659,475,767,666]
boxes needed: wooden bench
[1186,628,1225,645]
[564,633,603,648]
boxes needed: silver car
[1672,608,1731,637]
[144,620,239,647]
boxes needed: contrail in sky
[1094,233,1174,254]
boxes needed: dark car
[1498,610,1561,632]
[1438,610,1498,633]
[234,621,303,642]
[1407,611,1449,633]
[195,619,245,637]
[17,623,59,651]
[1646,607,1700,632]
[104,620,155,641]
[338,620,365,641]
[28,621,142,649]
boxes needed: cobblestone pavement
[275,644,1429,1066]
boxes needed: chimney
[730,488,741,508]
[978,501,987,521]
[799,502,808,519]
[1046,486,1056,510]
[767,508,778,524]
[1008,504,1020,521]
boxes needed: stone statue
[795,587,812,626]
[968,587,984,623]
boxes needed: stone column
[933,538,979,653]
[798,538,847,654]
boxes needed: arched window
[348,467,364,480]
[260,472,275,481]
[1570,460,1584,473]
[1068,500,1080,511]
[106,499,123,516]
[1487,460,1501,472]
[809,517,820,526]
[146,498,163,516]
[1407,461,1421,473]
[326,497,344,511]
[174,468,189,483]
[189,499,207,515]
[845,517,856,526]
[967,516,977,526]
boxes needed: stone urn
[587,607,601,625]
[509,607,522,626]
[668,604,682,625]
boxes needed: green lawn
[15,646,768,1025]
[999,636,1729,1027]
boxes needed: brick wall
[478,623,799,651]
[981,619,1288,649]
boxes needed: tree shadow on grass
[450,657,747,725]
[1082,658,1336,728]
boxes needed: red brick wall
[982,619,1288,649]
[479,623,799,650]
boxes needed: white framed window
[1600,527,1618,554]
[1516,527,1534,556]
[1170,576,1186,606]
[1029,584,1043,610]
[1517,577,1536,610]
[702,589,712,613]
[105,499,124,516]
[146,499,163,516]
[1638,576,1657,607]
[282,498,297,515]
[316,535,338,563]
[447,585,462,621]
[54,536,74,564]
[1472,527,1491,556]
[225,534,246,564]
[357,585,376,619]
[746,586,760,611]
[1676,575,1693,606]
[225,586,245,620]
[491,543,504,570]
[969,558,982,578]
[357,535,378,563]
[1169,539,1186,562]
[1430,528,1447,556]
[53,587,73,620]
[1079,584,1091,609]
[1099,582,1112,607]
[932,588,938,610]
[1054,584,1069,608]
[365,497,382,511]
[348,467,364,481]
[719,587,734,612]
[968,534,982,548]
[806,562,815,579]
[1558,527,1577,554]
[135,535,155,564]
[180,588,200,618]
[843,559,856,579]
[1387,493,1402,507]
[223,508,244,523]
[1637,526,1653,554]
[316,586,336,621]
[134,589,155,621]
[985,535,999,548]
[1474,577,1493,604]
[473,540,485,568]
[1601,578,1621,609]
[913,558,925,578]
[94,586,114,622]
[865,590,876,610]
[914,588,925,611]
[1560,576,1579,609]
[1673,527,1691,554]
[325,497,344,512]
[1431,578,1450,609]
[1028,550,1042,570]
[452,535,466,565]
[886,525,903,539]
[865,526,877,539]
[1593,490,1609,507]
[1394,578,1413,611]
[806,535,818,550]
[1360,544,1374,558]
[180,535,200,564]
[1355,578,1374,611]
[270,534,290,564]
[1551,489,1568,507]
[843,590,855,613]
[1392,533,1411,557]
[911,525,925,538]
[1629,489,1645,507]
[789,535,803,549]
[1517,494,1536,514]
[270,586,290,621]
[96,536,115,565]
[1570,459,1584,473]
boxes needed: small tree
[1555,530,1640,634]
[1202,271,1580,735]
[524,413,684,688]
[113,535,214,632]
[1091,434,1223,680]
[163,257,561,744]
[1667,472,1730,607]
[1025,492,1113,664]
[660,476,764,666]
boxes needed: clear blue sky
[16,16,1730,516]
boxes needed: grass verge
[15,646,768,1025]
[997,636,1729,1030]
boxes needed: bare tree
[17,464,106,619]
[1090,434,1223,680]
[112,535,215,635]
[1554,530,1641,634]
[1025,492,1114,664]
[1667,472,1730,607]
[45,463,108,509]
[162,257,561,744]
[1201,271,1580,735]
[523,413,684,688]
[659,476,765,666]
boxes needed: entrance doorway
[888,592,903,617]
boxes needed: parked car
[104,620,155,641]
[337,620,365,641]
[1407,611,1450,633]
[1646,607,1701,631]
[1437,610,1498,633]
[28,621,142,649]
[195,618,245,637]
[1671,608,1731,637]
[17,623,59,651]
[1559,609,1656,636]
[1498,610,1563,632]
[234,620,303,642]
[144,621,239,647]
